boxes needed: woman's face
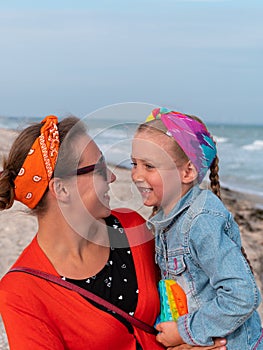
[131,130,186,215]
[66,135,116,222]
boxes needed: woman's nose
[106,168,116,183]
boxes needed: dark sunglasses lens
[94,164,107,180]
[73,155,108,178]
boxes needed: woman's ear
[48,178,70,203]
[181,161,198,184]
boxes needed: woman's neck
[36,212,110,279]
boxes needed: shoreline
[220,182,263,209]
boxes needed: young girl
[131,107,263,349]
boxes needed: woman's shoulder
[0,235,56,293]
[2,236,36,271]
[0,237,34,285]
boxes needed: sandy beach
[0,128,262,349]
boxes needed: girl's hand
[166,338,227,350]
[156,321,183,347]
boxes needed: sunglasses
[67,155,108,179]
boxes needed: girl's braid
[209,137,254,274]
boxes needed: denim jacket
[147,185,263,349]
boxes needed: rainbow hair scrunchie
[146,107,217,182]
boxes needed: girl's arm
[156,321,227,350]
[167,337,227,350]
[177,212,261,345]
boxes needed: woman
[0,115,227,349]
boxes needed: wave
[214,135,228,143]
[242,140,263,151]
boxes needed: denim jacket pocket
[167,253,186,280]
[167,253,195,310]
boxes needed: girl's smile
[131,131,187,215]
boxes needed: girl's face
[131,130,188,215]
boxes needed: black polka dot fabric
[63,214,139,328]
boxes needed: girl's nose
[131,165,144,183]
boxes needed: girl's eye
[131,161,155,170]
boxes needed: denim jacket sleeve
[177,210,261,346]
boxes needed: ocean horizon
[0,115,263,203]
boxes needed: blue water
[1,115,263,200]
[207,124,263,198]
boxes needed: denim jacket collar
[147,184,202,234]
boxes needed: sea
[0,115,263,205]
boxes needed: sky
[0,0,262,125]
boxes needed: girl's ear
[48,178,70,203]
[181,161,198,184]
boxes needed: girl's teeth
[143,188,151,193]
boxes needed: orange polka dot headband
[14,115,60,209]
